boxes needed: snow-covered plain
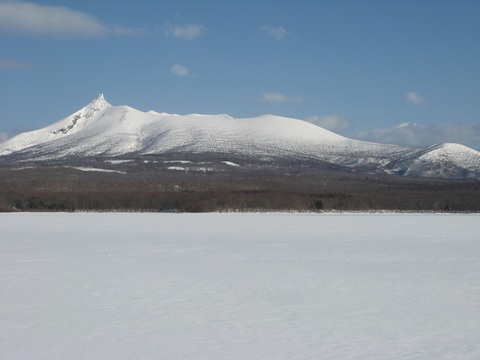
[1,213,479,359]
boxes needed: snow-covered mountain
[1,94,479,180]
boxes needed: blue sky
[1,0,479,149]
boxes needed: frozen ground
[1,213,479,359]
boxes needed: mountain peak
[84,93,109,118]
[94,93,106,103]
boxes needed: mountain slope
[1,94,479,180]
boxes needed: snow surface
[167,166,187,171]
[1,213,479,360]
[71,167,126,174]
[104,160,134,164]
[222,161,240,167]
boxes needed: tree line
[0,165,479,212]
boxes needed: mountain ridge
[1,94,479,180]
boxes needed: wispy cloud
[171,63,189,77]
[405,91,428,106]
[0,132,8,143]
[165,23,206,40]
[0,2,139,38]
[110,25,146,37]
[354,122,480,150]
[261,25,289,41]
[0,59,34,70]
[305,114,351,132]
[258,92,301,104]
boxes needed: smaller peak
[430,143,460,150]
[437,143,477,152]
[439,142,463,148]
[426,143,479,155]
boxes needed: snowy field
[1,213,479,360]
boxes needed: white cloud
[305,115,351,132]
[0,2,140,38]
[110,25,146,37]
[0,132,8,143]
[405,91,428,106]
[165,23,205,40]
[0,2,107,37]
[258,92,301,104]
[354,122,480,150]
[0,59,33,69]
[171,63,189,77]
[261,25,288,41]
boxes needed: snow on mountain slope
[0,94,350,159]
[417,143,480,168]
[0,95,479,179]
[401,143,480,179]
[0,94,111,155]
